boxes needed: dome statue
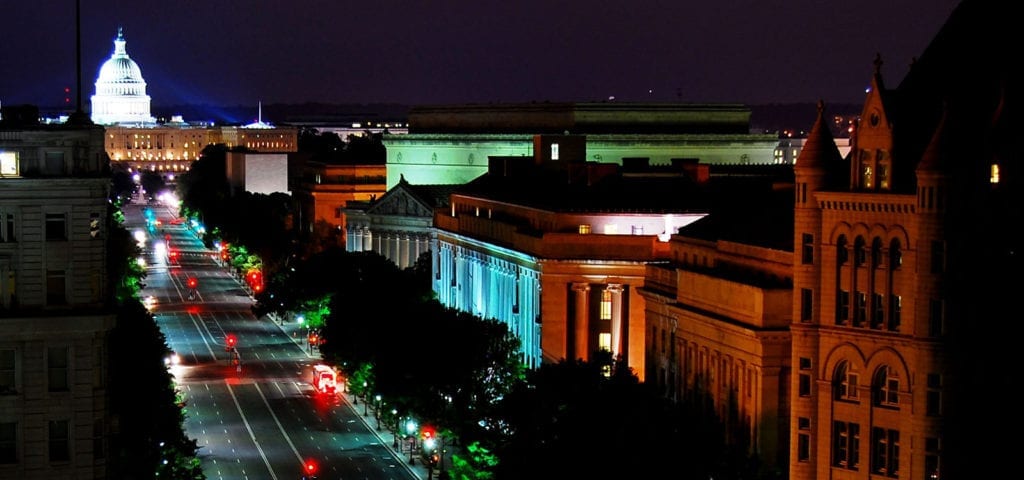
[90,27,156,125]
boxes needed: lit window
[551,143,559,160]
[597,332,611,352]
[600,289,612,320]
[603,224,618,234]
[0,152,17,176]
[578,224,591,234]
[991,163,1000,184]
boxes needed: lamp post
[374,395,382,429]
[405,418,418,464]
[391,409,399,448]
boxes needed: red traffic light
[421,426,435,440]
[304,459,318,475]
[226,334,237,349]
[187,277,198,289]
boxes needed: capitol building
[89,28,297,177]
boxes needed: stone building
[0,106,116,479]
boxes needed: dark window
[926,374,941,417]
[871,293,885,329]
[855,291,867,327]
[45,213,66,241]
[928,299,944,337]
[46,270,66,305]
[889,240,902,269]
[832,421,860,470]
[834,361,859,402]
[800,288,812,322]
[798,433,810,461]
[799,374,811,396]
[873,366,899,408]
[837,290,850,325]
[2,213,14,242]
[855,236,867,266]
[48,420,69,462]
[0,422,15,464]
[801,233,814,264]
[837,236,849,266]
[888,295,901,332]
[930,240,945,274]
[799,357,811,370]
[47,346,68,392]
[0,349,14,395]
[871,237,883,268]
[925,438,940,480]
[871,427,900,477]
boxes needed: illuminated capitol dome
[90,27,156,125]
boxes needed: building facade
[292,161,387,250]
[382,102,781,189]
[90,28,155,126]
[0,107,115,479]
[343,178,456,270]
[431,136,709,372]
[89,28,298,178]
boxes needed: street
[126,197,422,480]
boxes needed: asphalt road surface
[126,196,420,480]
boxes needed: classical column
[399,233,411,269]
[362,227,372,252]
[572,283,590,361]
[608,284,624,359]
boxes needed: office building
[0,105,115,479]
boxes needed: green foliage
[346,362,375,399]
[448,442,498,480]
[297,294,332,329]
[107,301,204,479]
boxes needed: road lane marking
[225,382,278,480]
[254,382,307,467]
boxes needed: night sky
[2,0,960,111]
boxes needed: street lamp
[391,409,399,448]
[374,395,382,428]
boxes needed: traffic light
[247,269,264,293]
[187,277,198,289]
[226,334,237,350]
[421,426,435,441]
[303,459,318,478]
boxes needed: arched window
[873,365,900,408]
[834,361,860,402]
[889,239,902,270]
[871,237,884,269]
[837,235,849,266]
[855,236,867,266]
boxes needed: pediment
[366,184,432,217]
